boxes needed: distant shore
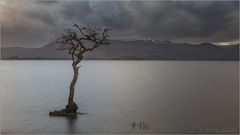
[1,40,239,61]
[1,57,239,61]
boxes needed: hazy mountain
[1,40,239,60]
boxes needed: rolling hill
[1,40,239,60]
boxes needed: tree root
[49,109,77,118]
[49,102,79,118]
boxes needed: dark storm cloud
[177,1,239,37]
[1,1,59,47]
[60,1,93,21]
[26,11,56,27]
[1,0,239,47]
[89,1,134,29]
[116,1,239,42]
[34,0,59,5]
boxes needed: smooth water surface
[0,60,239,134]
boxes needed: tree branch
[53,24,110,64]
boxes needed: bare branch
[52,24,110,65]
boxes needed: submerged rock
[49,102,78,118]
[49,109,77,118]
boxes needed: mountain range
[1,40,239,60]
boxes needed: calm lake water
[0,60,239,134]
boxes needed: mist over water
[0,60,239,134]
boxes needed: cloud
[1,0,239,47]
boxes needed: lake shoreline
[1,59,239,61]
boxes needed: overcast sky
[0,0,239,47]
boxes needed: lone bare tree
[49,24,110,117]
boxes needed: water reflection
[66,117,78,133]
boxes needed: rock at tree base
[49,102,78,118]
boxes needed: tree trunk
[49,61,81,117]
[65,63,79,113]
